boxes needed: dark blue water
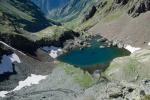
[57,38,130,69]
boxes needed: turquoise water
[57,38,130,69]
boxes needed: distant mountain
[0,0,55,32]
[32,0,69,14]
[31,0,96,22]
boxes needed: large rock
[105,49,150,82]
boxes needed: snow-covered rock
[13,74,47,91]
[0,53,21,74]
[42,46,62,58]
[0,74,47,97]
[0,91,8,98]
[125,45,141,53]
[9,53,21,63]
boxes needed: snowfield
[0,74,47,97]
[13,74,47,91]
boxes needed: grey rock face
[2,67,84,100]
[83,6,97,22]
[115,0,129,5]
[105,49,150,82]
[128,0,150,17]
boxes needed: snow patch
[0,53,21,74]
[125,45,141,53]
[0,74,47,97]
[0,91,8,98]
[42,46,62,58]
[13,74,47,91]
[148,42,150,46]
[9,53,21,63]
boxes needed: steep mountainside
[0,0,150,100]
[72,0,150,47]
[31,0,69,15]
[32,0,97,24]
[0,0,53,32]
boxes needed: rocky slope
[0,0,55,32]
[31,0,98,29]
[1,49,150,100]
[83,0,150,47]
[0,0,150,100]
[31,0,69,17]
[105,49,150,82]
[0,41,55,91]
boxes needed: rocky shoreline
[62,33,135,53]
[0,32,150,100]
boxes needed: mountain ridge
[31,0,96,23]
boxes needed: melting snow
[0,74,47,97]
[42,46,62,58]
[0,91,8,98]
[0,53,21,74]
[13,74,47,91]
[125,45,141,53]
[9,53,21,63]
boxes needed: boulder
[105,49,150,82]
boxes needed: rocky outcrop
[128,0,150,17]
[105,49,150,82]
[36,30,80,49]
[2,66,150,100]
[0,33,37,55]
[0,40,55,91]
[2,67,84,100]
[0,29,80,55]
[115,0,129,5]
[82,6,97,22]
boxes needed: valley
[0,0,150,100]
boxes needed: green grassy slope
[0,0,52,33]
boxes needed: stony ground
[88,12,150,48]
[1,67,150,100]
[0,42,55,91]
[0,42,150,100]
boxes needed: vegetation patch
[35,26,68,40]
[57,62,96,88]
[142,95,150,100]
[104,56,141,81]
